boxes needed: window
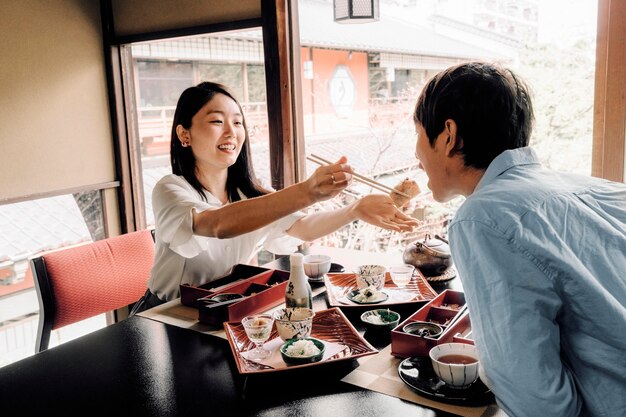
[120,29,271,230]
[0,190,108,366]
[294,0,598,256]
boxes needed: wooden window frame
[592,0,626,182]
[100,1,270,233]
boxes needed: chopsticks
[202,297,247,309]
[446,304,469,329]
[307,154,411,199]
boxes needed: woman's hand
[302,156,354,202]
[352,194,420,232]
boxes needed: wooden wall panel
[111,0,261,38]
[592,0,626,182]
[0,0,116,202]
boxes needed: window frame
[101,1,283,231]
[592,0,626,182]
[288,0,626,184]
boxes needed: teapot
[402,234,453,277]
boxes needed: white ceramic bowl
[303,254,332,280]
[355,264,386,290]
[272,307,315,341]
[429,342,480,389]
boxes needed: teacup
[303,254,331,280]
[355,264,386,290]
[429,342,480,389]
[272,307,315,341]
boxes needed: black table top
[0,248,468,416]
[0,315,461,416]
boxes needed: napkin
[241,337,347,369]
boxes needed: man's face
[414,122,455,203]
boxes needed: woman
[132,81,418,313]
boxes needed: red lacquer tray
[224,307,378,374]
[324,271,437,308]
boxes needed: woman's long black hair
[170,81,270,202]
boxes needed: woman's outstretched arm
[192,157,353,238]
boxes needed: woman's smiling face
[186,92,246,171]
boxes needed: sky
[538,0,598,45]
[383,0,598,46]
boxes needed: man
[413,61,626,417]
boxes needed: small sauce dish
[402,321,443,338]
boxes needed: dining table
[0,245,504,417]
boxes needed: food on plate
[351,286,385,303]
[390,178,421,208]
[284,339,322,357]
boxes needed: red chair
[30,229,154,352]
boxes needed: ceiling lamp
[333,0,380,24]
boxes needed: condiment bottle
[285,253,312,309]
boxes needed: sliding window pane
[0,190,107,366]
[296,0,597,255]
[121,30,270,228]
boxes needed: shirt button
[226,246,232,252]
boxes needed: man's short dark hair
[413,62,534,169]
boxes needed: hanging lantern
[333,0,380,24]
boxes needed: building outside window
[297,0,597,256]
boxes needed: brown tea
[437,354,478,365]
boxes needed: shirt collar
[475,147,541,192]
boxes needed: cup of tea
[429,342,480,389]
[303,254,331,281]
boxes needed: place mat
[325,272,437,307]
[136,284,330,339]
[342,345,505,417]
[136,299,228,339]
[240,337,347,369]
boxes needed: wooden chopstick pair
[307,153,411,199]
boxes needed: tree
[515,38,595,174]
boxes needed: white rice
[284,339,321,357]
[367,314,386,324]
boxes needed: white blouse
[148,174,304,301]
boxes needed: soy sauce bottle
[285,253,312,308]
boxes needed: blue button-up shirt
[449,147,626,417]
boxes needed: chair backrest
[31,229,154,352]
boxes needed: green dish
[360,309,400,331]
[280,337,326,365]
